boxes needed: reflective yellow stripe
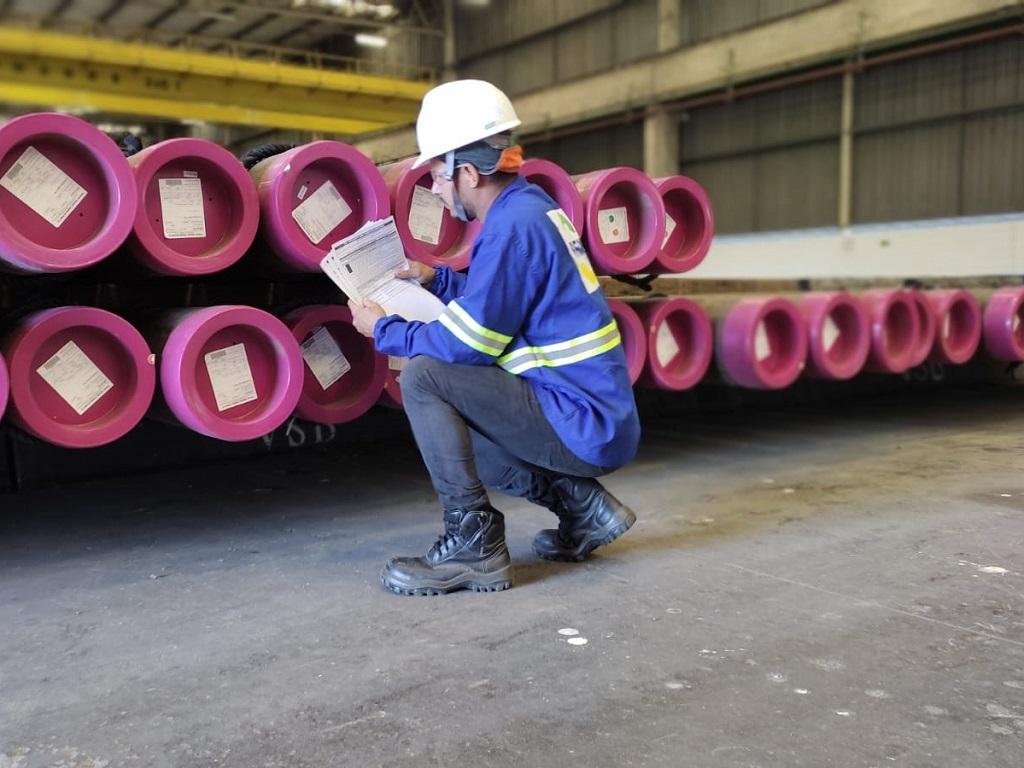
[497,320,618,366]
[447,301,513,345]
[438,313,505,356]
[501,335,621,375]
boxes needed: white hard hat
[411,79,521,169]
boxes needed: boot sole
[379,564,514,596]
[534,507,637,563]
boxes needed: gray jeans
[399,356,607,513]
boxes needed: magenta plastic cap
[607,299,647,384]
[574,168,665,275]
[127,138,259,276]
[0,351,8,421]
[903,289,936,368]
[983,286,1024,362]
[926,289,981,365]
[250,141,390,272]
[798,292,870,380]
[380,157,473,271]
[634,298,712,390]
[650,176,714,275]
[521,158,585,234]
[159,306,303,441]
[0,113,137,274]
[717,297,807,389]
[860,290,921,374]
[284,304,387,424]
[1,307,155,448]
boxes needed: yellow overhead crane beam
[0,26,431,135]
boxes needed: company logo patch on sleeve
[546,209,600,294]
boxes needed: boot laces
[428,531,460,559]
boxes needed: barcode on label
[164,179,182,186]
[43,355,60,369]
[326,184,340,199]
[207,349,225,359]
[6,163,21,180]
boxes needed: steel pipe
[380,157,473,271]
[250,141,389,272]
[127,138,259,276]
[284,304,387,425]
[982,286,1024,362]
[574,168,665,275]
[154,305,303,441]
[860,289,921,374]
[630,297,712,390]
[0,113,136,273]
[607,299,647,385]
[925,289,982,365]
[797,291,870,380]
[1,307,155,447]
[521,158,585,234]
[649,175,714,275]
[711,296,807,389]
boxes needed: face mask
[445,151,474,223]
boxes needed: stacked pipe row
[605,286,1024,392]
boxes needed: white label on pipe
[598,206,630,244]
[204,343,258,412]
[546,209,599,294]
[755,321,772,361]
[388,355,407,371]
[0,145,87,228]
[663,212,678,249]
[942,313,951,339]
[408,185,445,245]
[36,340,113,416]
[158,177,207,239]
[655,322,681,366]
[297,184,308,200]
[301,325,351,390]
[822,313,841,353]
[291,181,352,244]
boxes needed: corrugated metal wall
[454,4,1021,234]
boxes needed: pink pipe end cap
[634,298,712,390]
[127,138,259,276]
[926,289,981,365]
[798,292,870,380]
[650,176,714,275]
[0,113,137,274]
[381,157,473,271]
[284,304,387,425]
[521,158,585,234]
[717,297,807,389]
[983,286,1024,362]
[860,290,921,374]
[159,306,303,441]
[574,168,665,275]
[0,352,9,422]
[1,307,155,448]
[251,141,390,272]
[607,299,647,384]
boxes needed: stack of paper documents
[320,217,445,323]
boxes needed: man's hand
[395,261,436,288]
[349,299,386,338]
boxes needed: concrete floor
[1,387,1023,767]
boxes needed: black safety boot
[532,478,636,562]
[381,506,513,596]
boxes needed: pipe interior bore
[655,309,704,378]
[301,320,378,409]
[662,187,708,260]
[757,309,801,375]
[881,300,915,361]
[822,303,863,366]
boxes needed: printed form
[321,216,445,323]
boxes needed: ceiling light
[354,33,387,48]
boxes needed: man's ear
[461,164,481,189]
